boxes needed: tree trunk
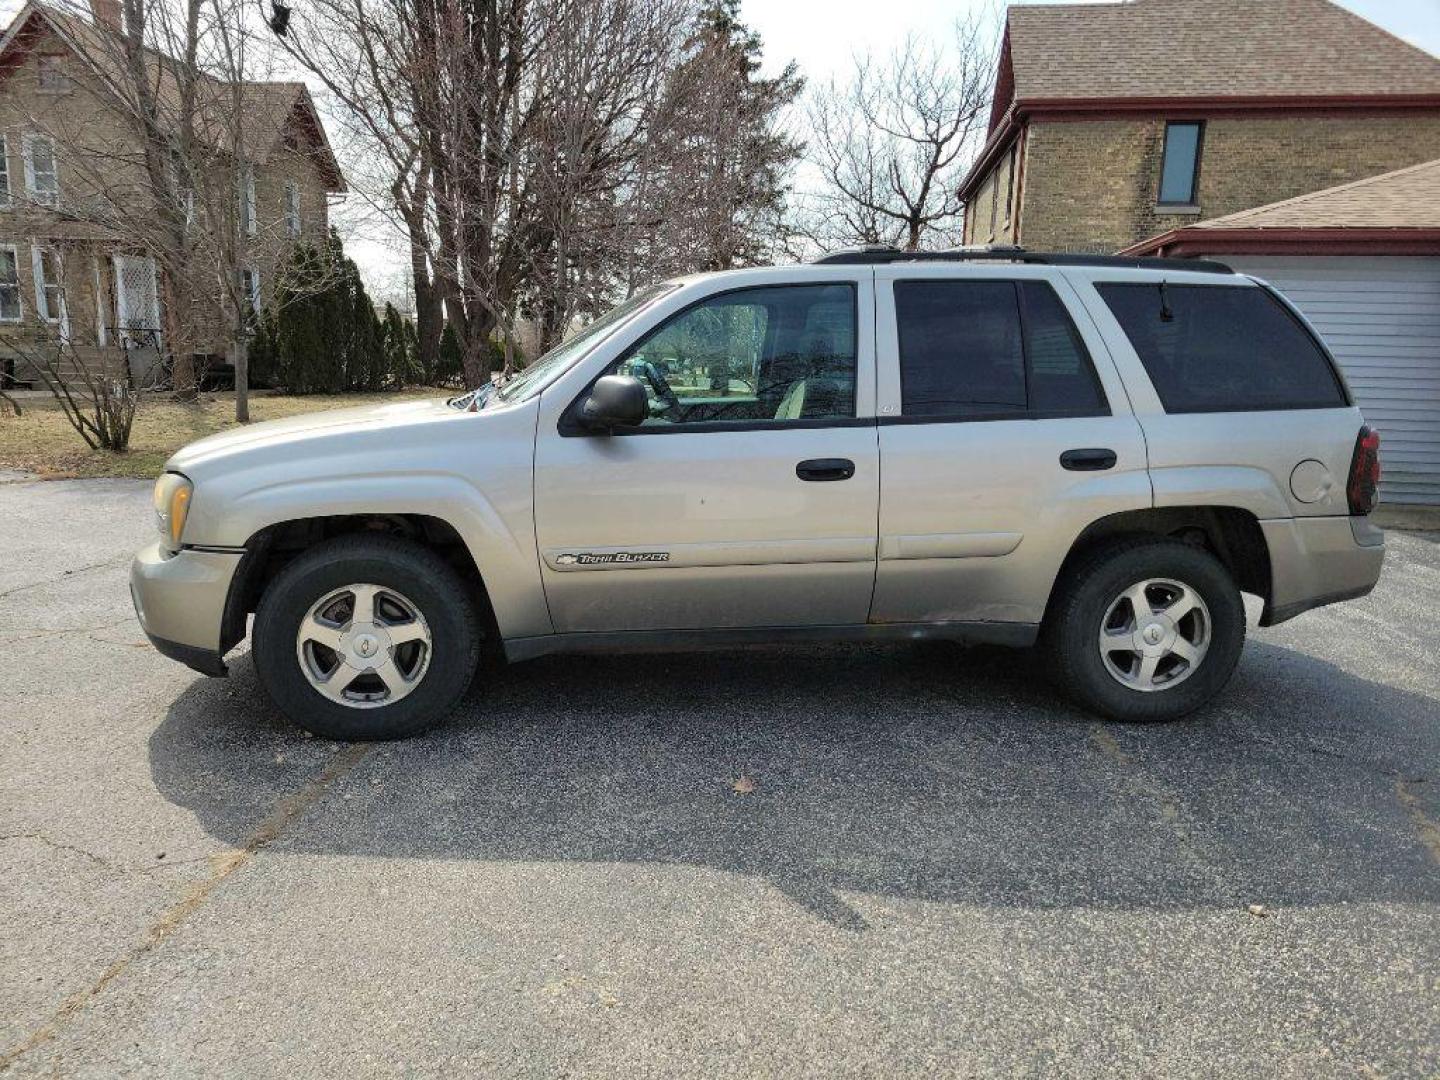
[233,337,249,423]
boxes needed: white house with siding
[1123,159,1440,506]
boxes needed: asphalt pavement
[2,477,1438,1077]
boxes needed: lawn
[0,388,445,479]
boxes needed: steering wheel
[635,360,681,416]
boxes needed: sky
[3,0,1438,288]
[739,0,1440,84]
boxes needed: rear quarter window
[1097,283,1348,413]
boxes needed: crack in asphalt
[0,557,131,603]
[0,744,372,1072]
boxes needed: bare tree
[803,15,995,252]
[282,0,802,384]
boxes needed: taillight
[1347,425,1381,516]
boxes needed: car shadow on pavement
[149,639,1440,928]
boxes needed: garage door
[1221,255,1440,506]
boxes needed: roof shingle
[1187,157,1440,230]
[1006,0,1440,102]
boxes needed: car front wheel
[1046,537,1245,722]
[252,535,480,740]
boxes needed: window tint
[894,280,1106,419]
[1097,283,1347,413]
[1158,122,1202,205]
[606,284,856,426]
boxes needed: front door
[534,279,879,633]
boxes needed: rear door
[870,265,1151,629]
[533,273,880,633]
[1074,272,1361,520]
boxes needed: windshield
[487,284,675,407]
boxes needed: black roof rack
[812,244,1234,275]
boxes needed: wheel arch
[1042,505,1272,629]
[221,513,501,656]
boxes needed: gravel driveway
[3,478,1438,1077]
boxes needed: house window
[1003,145,1017,223]
[31,246,64,324]
[24,133,59,207]
[1158,121,1203,206]
[0,135,11,210]
[241,267,260,317]
[0,246,19,321]
[239,165,256,236]
[284,180,300,237]
[37,56,70,93]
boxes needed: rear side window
[1097,283,1347,413]
[894,280,1107,419]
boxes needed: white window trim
[284,180,300,237]
[22,132,58,208]
[31,243,69,340]
[92,255,106,346]
[0,243,21,323]
[0,135,11,211]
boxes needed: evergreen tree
[436,322,463,387]
[650,0,804,272]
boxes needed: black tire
[252,534,481,741]
[1045,537,1245,722]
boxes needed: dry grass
[0,388,444,479]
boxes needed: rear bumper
[1259,515,1384,626]
[130,542,244,675]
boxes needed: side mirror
[579,375,648,432]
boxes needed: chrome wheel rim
[1098,577,1211,693]
[295,584,432,709]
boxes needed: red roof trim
[1121,227,1440,258]
[1023,93,1440,115]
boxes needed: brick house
[0,0,344,386]
[958,0,1440,254]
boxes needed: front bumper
[1259,515,1385,626]
[130,542,244,675]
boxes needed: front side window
[24,134,58,207]
[600,283,857,427]
[0,135,10,210]
[1097,283,1347,413]
[0,247,19,321]
[1158,121,1203,206]
[894,280,1107,419]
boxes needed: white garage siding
[1220,255,1440,506]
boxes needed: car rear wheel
[1046,538,1245,722]
[253,535,480,740]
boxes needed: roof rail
[811,244,1234,275]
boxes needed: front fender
[177,401,551,640]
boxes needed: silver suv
[131,248,1385,740]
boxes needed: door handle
[1060,448,1117,471]
[796,458,856,482]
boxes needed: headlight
[152,472,193,552]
